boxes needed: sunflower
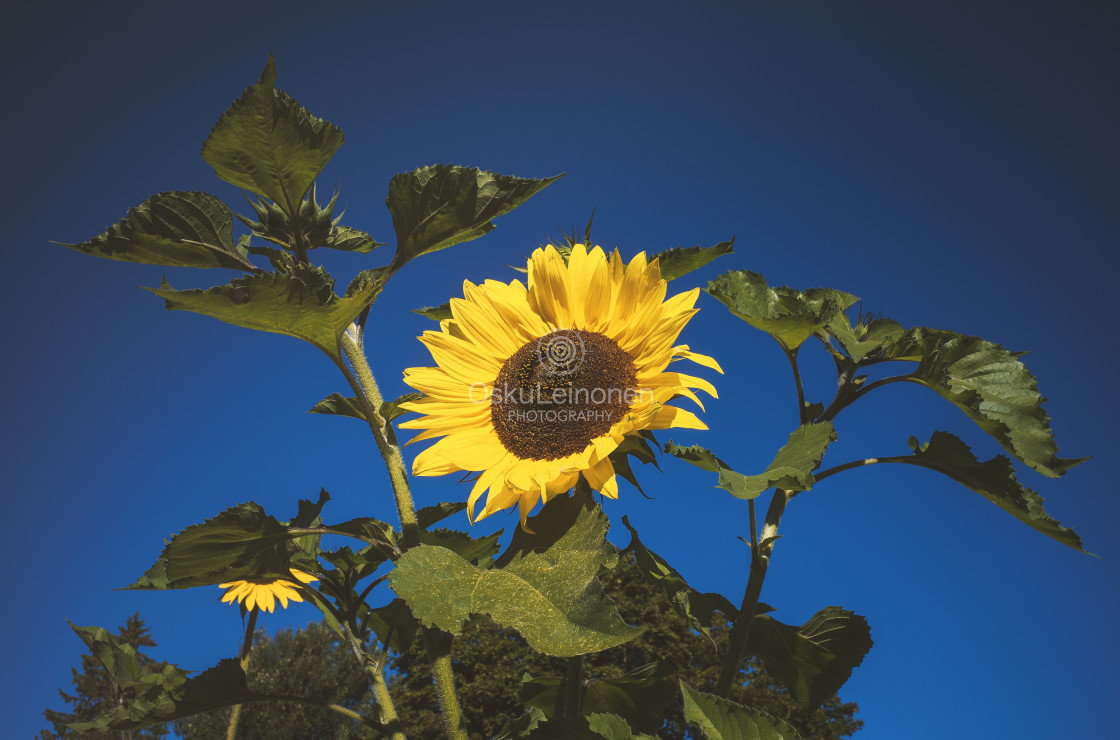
[218,568,318,613]
[400,244,722,529]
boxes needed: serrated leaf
[420,528,503,565]
[665,422,836,499]
[148,262,385,362]
[679,682,804,740]
[58,191,254,270]
[309,392,367,421]
[745,607,872,710]
[707,270,857,351]
[586,713,660,740]
[327,225,384,254]
[887,328,1086,477]
[201,56,344,212]
[825,313,905,363]
[412,302,453,320]
[622,517,736,641]
[389,496,641,656]
[653,239,735,281]
[69,624,151,692]
[387,164,563,269]
[904,432,1089,552]
[417,501,468,530]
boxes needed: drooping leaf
[825,313,905,363]
[201,56,344,213]
[679,682,803,740]
[309,392,367,421]
[389,495,641,656]
[57,191,254,270]
[148,263,386,362]
[904,432,1089,552]
[522,663,675,735]
[621,517,736,641]
[665,422,836,499]
[653,239,735,281]
[412,302,453,320]
[417,501,468,530]
[707,270,857,351]
[387,164,563,269]
[744,607,872,709]
[886,328,1086,477]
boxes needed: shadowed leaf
[680,682,804,740]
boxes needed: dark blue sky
[4,2,1117,737]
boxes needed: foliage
[40,614,169,739]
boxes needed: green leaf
[653,239,735,281]
[679,682,804,740]
[887,328,1086,477]
[309,392,367,421]
[707,270,857,351]
[665,422,836,499]
[904,432,1090,552]
[149,263,386,362]
[825,313,905,363]
[417,501,468,530]
[522,663,675,735]
[389,495,641,657]
[68,624,151,692]
[586,713,660,740]
[327,225,384,254]
[381,392,424,422]
[744,607,872,709]
[520,717,613,740]
[420,528,503,566]
[621,517,736,641]
[201,56,344,213]
[57,191,254,270]
[368,598,419,653]
[607,434,660,495]
[412,302,453,320]
[387,164,563,269]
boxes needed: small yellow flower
[218,568,318,613]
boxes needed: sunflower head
[218,568,318,613]
[400,244,722,529]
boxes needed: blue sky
[3,1,1117,737]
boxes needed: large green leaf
[665,422,836,499]
[148,264,387,361]
[653,239,735,281]
[621,517,736,640]
[387,164,562,269]
[522,663,675,734]
[707,271,857,351]
[201,56,344,213]
[679,682,803,740]
[57,191,254,270]
[904,432,1089,552]
[389,495,641,656]
[744,607,872,709]
[886,328,1085,477]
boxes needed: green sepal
[57,191,255,271]
[665,422,836,499]
[201,55,344,213]
[707,270,857,351]
[387,164,563,270]
[744,607,872,710]
[652,239,735,281]
[389,494,641,657]
[905,432,1090,553]
[412,302,453,320]
[679,682,804,740]
[148,263,387,362]
[887,328,1086,477]
[522,663,675,735]
[621,517,736,642]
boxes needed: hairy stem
[715,490,790,697]
[226,608,259,740]
[565,656,584,718]
[426,629,469,740]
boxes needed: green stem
[337,327,465,739]
[819,373,913,422]
[814,455,909,483]
[226,608,259,740]
[715,490,789,697]
[565,656,584,718]
[783,348,808,425]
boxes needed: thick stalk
[565,656,584,718]
[338,328,465,740]
[715,490,789,697]
[226,608,259,740]
[340,621,405,740]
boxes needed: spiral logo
[537,329,585,376]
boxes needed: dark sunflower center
[491,329,637,461]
